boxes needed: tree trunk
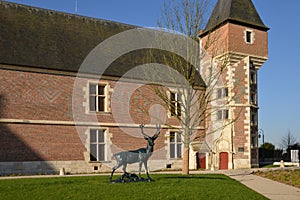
[182,146,189,175]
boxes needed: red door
[197,153,206,169]
[219,152,228,170]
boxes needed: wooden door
[219,152,228,170]
[197,153,206,169]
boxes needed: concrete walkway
[223,169,300,200]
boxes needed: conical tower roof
[201,0,269,36]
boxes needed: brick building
[0,0,268,175]
[199,0,269,169]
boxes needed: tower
[199,0,269,169]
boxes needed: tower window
[217,88,228,99]
[251,136,257,148]
[245,30,254,44]
[251,112,258,126]
[250,71,257,84]
[217,109,229,120]
[246,31,252,43]
[251,92,257,105]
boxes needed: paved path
[223,169,300,200]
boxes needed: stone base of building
[0,161,110,175]
[0,160,180,176]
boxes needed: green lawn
[255,169,300,188]
[0,174,267,200]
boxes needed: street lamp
[258,129,264,145]
[258,129,264,163]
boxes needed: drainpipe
[231,121,234,169]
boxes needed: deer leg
[138,161,143,179]
[144,161,151,181]
[122,163,127,174]
[110,162,122,181]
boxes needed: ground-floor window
[90,129,106,161]
[169,131,182,159]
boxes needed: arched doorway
[219,152,228,170]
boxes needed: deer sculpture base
[110,172,153,183]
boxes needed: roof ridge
[0,0,137,28]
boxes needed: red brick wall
[232,60,249,160]
[1,67,203,163]
[228,24,268,58]
[0,124,85,161]
[201,23,268,58]
[0,69,74,121]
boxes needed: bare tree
[280,130,297,151]
[138,0,234,175]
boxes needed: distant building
[0,0,268,175]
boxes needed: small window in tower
[251,93,257,105]
[217,109,229,120]
[250,61,255,69]
[217,88,229,99]
[251,136,257,148]
[251,112,258,126]
[245,30,254,44]
[246,31,252,43]
[250,71,257,84]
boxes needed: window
[251,112,257,126]
[251,92,257,105]
[170,92,181,117]
[169,131,182,159]
[90,129,106,161]
[250,61,255,69]
[89,83,106,112]
[251,136,257,148]
[250,71,257,84]
[217,109,229,120]
[217,88,228,99]
[245,30,254,44]
[246,31,252,43]
[238,147,245,152]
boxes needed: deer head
[140,124,161,146]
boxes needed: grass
[255,169,300,188]
[261,164,280,168]
[0,174,267,200]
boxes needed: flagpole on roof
[75,0,78,13]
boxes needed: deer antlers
[154,124,161,138]
[140,124,161,139]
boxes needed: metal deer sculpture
[110,124,161,182]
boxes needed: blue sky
[5,0,300,148]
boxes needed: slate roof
[200,0,269,37]
[0,1,205,87]
[0,1,136,73]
